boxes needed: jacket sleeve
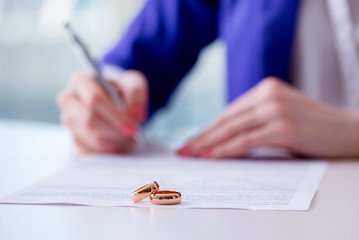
[102,0,218,119]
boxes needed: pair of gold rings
[130,181,182,205]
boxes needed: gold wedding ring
[130,181,159,203]
[150,191,182,205]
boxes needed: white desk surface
[0,119,358,240]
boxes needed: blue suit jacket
[103,0,299,118]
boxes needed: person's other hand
[178,77,359,158]
[57,70,148,153]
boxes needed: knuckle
[83,112,96,130]
[264,86,281,100]
[262,76,282,88]
[73,135,86,150]
[224,123,237,136]
[260,77,284,100]
[273,120,294,135]
[86,93,100,111]
[239,137,253,149]
[265,101,289,118]
[93,135,106,148]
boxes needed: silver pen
[64,23,145,143]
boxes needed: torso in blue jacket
[103,0,299,118]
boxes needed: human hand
[178,77,359,158]
[57,70,148,153]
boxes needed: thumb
[112,70,148,122]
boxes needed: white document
[0,144,327,210]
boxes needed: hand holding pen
[57,23,148,153]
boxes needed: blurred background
[0,0,225,139]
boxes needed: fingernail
[200,149,212,159]
[177,146,192,157]
[121,123,137,137]
[130,103,143,120]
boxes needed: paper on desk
[0,145,327,210]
